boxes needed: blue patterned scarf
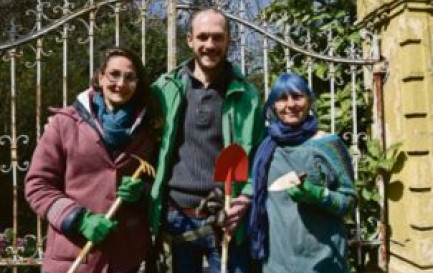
[92,92,135,152]
[249,115,318,260]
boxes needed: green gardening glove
[116,176,143,203]
[77,211,117,243]
[287,179,327,204]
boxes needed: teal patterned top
[263,133,356,273]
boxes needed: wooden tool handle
[66,241,94,273]
[221,195,231,273]
[66,159,149,273]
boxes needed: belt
[161,225,214,244]
[168,202,209,218]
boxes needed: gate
[0,0,384,272]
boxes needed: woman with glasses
[25,47,161,273]
[249,73,357,273]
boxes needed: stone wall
[357,1,433,272]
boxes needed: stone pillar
[357,1,433,272]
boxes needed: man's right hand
[224,195,251,235]
[77,211,117,243]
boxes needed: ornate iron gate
[0,0,383,272]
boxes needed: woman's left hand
[117,176,143,203]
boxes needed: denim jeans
[164,209,250,273]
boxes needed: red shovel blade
[214,144,249,194]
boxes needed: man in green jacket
[150,8,264,273]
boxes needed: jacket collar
[163,58,248,97]
[226,64,248,96]
[72,88,147,134]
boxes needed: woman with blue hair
[249,73,356,273]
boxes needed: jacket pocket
[50,231,86,263]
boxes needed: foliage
[347,140,402,272]
[261,0,367,134]
[314,81,371,134]
[0,0,39,43]
[262,0,360,74]
[355,140,402,237]
[0,228,38,258]
[358,141,402,200]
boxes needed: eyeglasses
[105,70,138,84]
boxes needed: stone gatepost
[357,1,433,272]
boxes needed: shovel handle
[221,194,231,273]
[66,162,146,273]
[221,167,233,273]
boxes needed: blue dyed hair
[264,73,315,121]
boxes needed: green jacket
[149,61,265,241]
